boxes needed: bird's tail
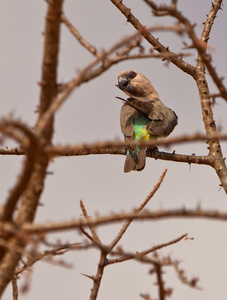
[124,149,146,173]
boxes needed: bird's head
[117,70,158,98]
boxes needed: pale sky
[1,1,227,299]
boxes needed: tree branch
[61,13,103,58]
[0,120,39,222]
[7,209,227,235]
[108,169,167,251]
[107,233,188,265]
[195,0,227,193]
[0,0,63,295]
[109,0,196,77]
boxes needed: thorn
[218,184,223,191]
[46,171,54,175]
[81,273,95,281]
[191,277,199,287]
[37,81,45,86]
[153,46,161,51]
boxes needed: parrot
[117,70,178,173]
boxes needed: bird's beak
[118,76,129,91]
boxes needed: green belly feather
[133,115,151,141]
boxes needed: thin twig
[12,275,18,300]
[173,261,200,289]
[198,0,227,100]
[107,233,188,265]
[108,169,167,251]
[80,200,103,245]
[61,14,103,58]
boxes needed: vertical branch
[90,251,107,300]
[16,0,63,224]
[12,275,18,300]
[155,264,166,300]
[0,0,63,295]
[195,0,227,192]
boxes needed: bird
[117,70,178,173]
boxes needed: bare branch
[108,169,167,251]
[145,0,226,101]
[0,148,24,155]
[2,132,226,157]
[16,244,75,277]
[12,275,18,300]
[61,14,103,59]
[79,200,106,251]
[173,261,200,289]
[155,263,166,300]
[12,209,227,235]
[194,0,227,192]
[0,119,39,222]
[109,0,196,77]
[198,0,227,101]
[108,233,188,265]
[0,0,63,295]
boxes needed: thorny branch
[144,0,227,101]
[0,119,40,222]
[0,0,63,295]
[110,0,196,77]
[87,169,167,300]
[3,208,227,234]
[1,133,226,168]
[107,233,188,265]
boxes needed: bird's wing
[146,105,178,137]
[117,96,155,116]
[118,97,178,138]
[120,103,139,139]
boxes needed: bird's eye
[129,71,137,78]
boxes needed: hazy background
[1,0,227,299]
